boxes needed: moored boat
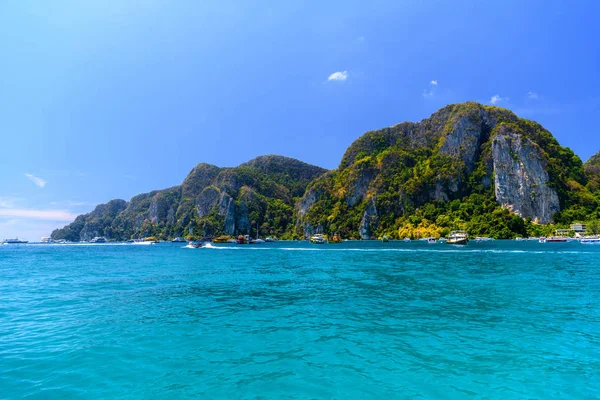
[310,234,328,244]
[447,231,468,245]
[3,237,29,244]
[172,237,187,243]
[41,236,52,243]
[427,237,437,244]
[403,237,411,242]
[545,236,569,243]
[581,237,600,244]
[90,237,106,243]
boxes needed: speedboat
[310,234,328,244]
[90,237,106,243]
[265,237,277,242]
[41,236,52,243]
[447,231,468,245]
[427,237,437,244]
[253,238,265,244]
[172,237,187,243]
[403,237,411,242]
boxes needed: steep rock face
[492,128,559,223]
[218,192,236,235]
[359,197,378,239]
[196,187,221,218]
[297,102,587,239]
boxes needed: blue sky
[1,0,599,240]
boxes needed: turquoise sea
[1,241,599,399]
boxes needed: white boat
[580,236,600,244]
[41,236,52,243]
[172,237,187,243]
[90,237,106,243]
[3,237,29,244]
[253,238,265,244]
[447,231,468,245]
[265,237,277,242]
[474,237,494,242]
[427,237,437,244]
[403,237,411,242]
[310,234,328,244]
[438,237,447,243]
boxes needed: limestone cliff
[52,155,326,241]
[297,102,589,239]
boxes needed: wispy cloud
[423,80,438,97]
[0,208,77,221]
[24,173,47,188]
[490,94,509,105]
[527,91,539,100]
[328,71,348,82]
[0,197,21,208]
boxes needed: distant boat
[447,231,468,245]
[265,237,277,242]
[143,237,159,244]
[3,237,29,244]
[542,236,568,243]
[438,237,447,243]
[253,238,265,244]
[581,237,600,244]
[172,237,187,243]
[41,236,52,243]
[227,238,238,243]
[474,237,494,242]
[403,237,411,242]
[90,237,106,243]
[310,234,328,244]
[427,237,437,244]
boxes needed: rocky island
[52,102,600,241]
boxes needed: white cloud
[0,208,77,221]
[490,94,509,105]
[423,80,439,97]
[0,197,21,208]
[527,91,539,99]
[328,71,348,81]
[24,173,47,188]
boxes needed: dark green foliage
[52,157,326,241]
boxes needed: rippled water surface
[1,241,600,399]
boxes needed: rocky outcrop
[196,187,221,218]
[218,192,236,235]
[236,201,251,234]
[359,197,378,239]
[492,128,559,223]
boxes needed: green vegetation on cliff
[297,102,597,239]
[52,155,326,241]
